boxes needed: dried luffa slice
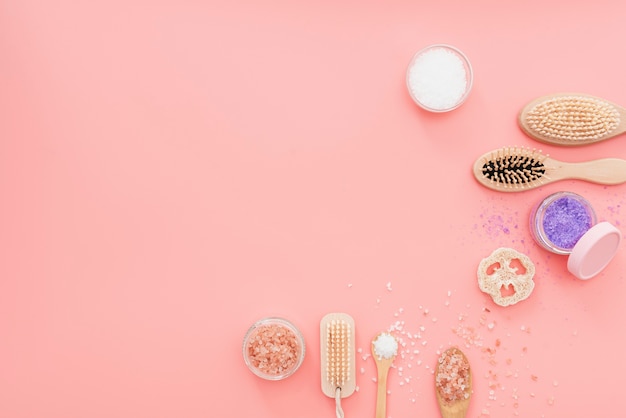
[477,247,536,306]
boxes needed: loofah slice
[477,247,536,307]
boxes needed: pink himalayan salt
[246,323,300,376]
[436,348,471,403]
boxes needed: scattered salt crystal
[347,283,353,288]
[386,282,393,291]
[373,297,551,409]
[360,367,365,374]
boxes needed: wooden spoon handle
[553,158,626,184]
[375,365,391,418]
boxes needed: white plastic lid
[567,221,622,280]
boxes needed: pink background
[1,1,625,417]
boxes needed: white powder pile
[407,47,468,111]
[373,332,398,360]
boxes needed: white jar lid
[567,221,622,280]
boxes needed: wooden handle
[375,364,390,418]
[617,106,626,135]
[552,158,626,184]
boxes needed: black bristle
[481,152,546,185]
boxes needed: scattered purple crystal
[542,196,593,250]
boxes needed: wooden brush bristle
[525,95,620,142]
[480,147,546,186]
[326,319,350,388]
[320,313,356,398]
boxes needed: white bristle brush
[320,313,356,418]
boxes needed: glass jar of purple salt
[530,191,622,280]
[530,191,597,255]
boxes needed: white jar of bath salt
[406,44,473,112]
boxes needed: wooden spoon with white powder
[371,332,398,418]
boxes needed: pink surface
[1,1,625,417]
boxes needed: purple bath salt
[542,196,593,249]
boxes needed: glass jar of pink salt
[530,191,622,280]
[243,317,305,380]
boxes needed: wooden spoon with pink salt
[435,347,472,418]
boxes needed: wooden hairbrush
[518,93,626,146]
[472,146,626,192]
